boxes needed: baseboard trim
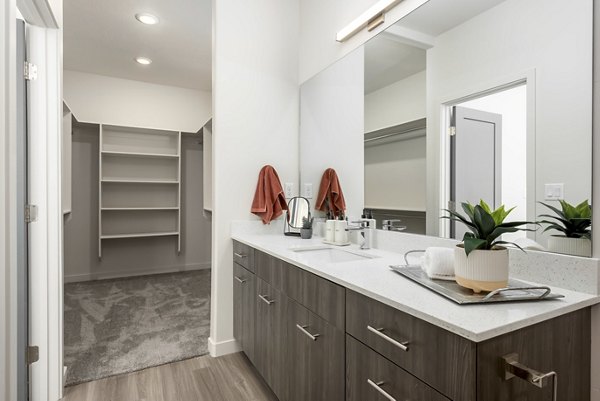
[64,262,211,283]
[208,337,241,357]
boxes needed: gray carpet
[64,270,211,386]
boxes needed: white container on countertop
[325,220,336,242]
[334,220,349,245]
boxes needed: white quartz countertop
[231,233,600,342]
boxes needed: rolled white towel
[422,247,455,281]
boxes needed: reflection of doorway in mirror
[449,84,528,243]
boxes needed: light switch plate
[545,183,564,200]
[284,182,294,198]
[303,183,313,199]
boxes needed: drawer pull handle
[296,324,320,341]
[258,294,275,305]
[234,276,246,284]
[367,325,409,352]
[234,252,247,258]
[502,353,558,401]
[367,379,396,401]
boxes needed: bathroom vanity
[231,236,597,401]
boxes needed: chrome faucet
[346,219,375,249]
[382,219,407,232]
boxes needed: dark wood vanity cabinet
[346,335,450,401]
[232,241,592,401]
[477,307,591,401]
[232,263,256,363]
[287,300,345,401]
[346,289,476,400]
[255,278,288,401]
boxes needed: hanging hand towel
[251,165,288,224]
[315,168,346,218]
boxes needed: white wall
[64,127,211,281]
[460,85,527,241]
[426,0,593,235]
[300,48,364,219]
[299,0,429,83]
[365,70,426,133]
[63,70,212,132]
[210,0,299,356]
[365,136,426,210]
[364,70,427,211]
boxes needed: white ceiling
[63,0,212,91]
[364,37,425,94]
[397,0,507,37]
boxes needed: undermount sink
[290,245,377,264]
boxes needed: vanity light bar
[336,0,403,42]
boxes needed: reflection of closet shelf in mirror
[101,150,180,159]
[99,124,182,258]
[101,207,179,211]
[101,232,179,240]
[101,178,179,184]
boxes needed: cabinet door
[287,301,345,401]
[233,263,256,363]
[255,278,288,401]
[477,308,590,401]
[346,335,450,401]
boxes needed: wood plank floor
[62,352,278,401]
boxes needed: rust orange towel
[315,168,346,218]
[251,165,288,224]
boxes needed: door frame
[2,1,63,400]
[437,70,536,239]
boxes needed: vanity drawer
[347,335,450,401]
[285,263,345,330]
[233,240,255,272]
[255,250,286,291]
[346,290,476,401]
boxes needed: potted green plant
[539,200,592,257]
[443,200,535,293]
[301,213,314,239]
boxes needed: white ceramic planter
[454,245,509,293]
[547,236,591,257]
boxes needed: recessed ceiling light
[135,13,159,25]
[135,57,152,65]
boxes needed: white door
[451,106,502,239]
[16,18,30,401]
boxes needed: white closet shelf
[101,207,179,211]
[101,150,179,159]
[101,178,179,184]
[101,232,179,240]
[98,124,182,258]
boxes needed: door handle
[234,276,246,284]
[258,294,275,305]
[367,379,396,401]
[296,324,320,341]
[234,252,247,258]
[367,325,409,352]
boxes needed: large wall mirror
[299,0,593,257]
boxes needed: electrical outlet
[303,183,313,198]
[545,183,564,200]
[284,182,294,198]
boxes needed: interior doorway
[445,83,529,241]
[61,0,213,388]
